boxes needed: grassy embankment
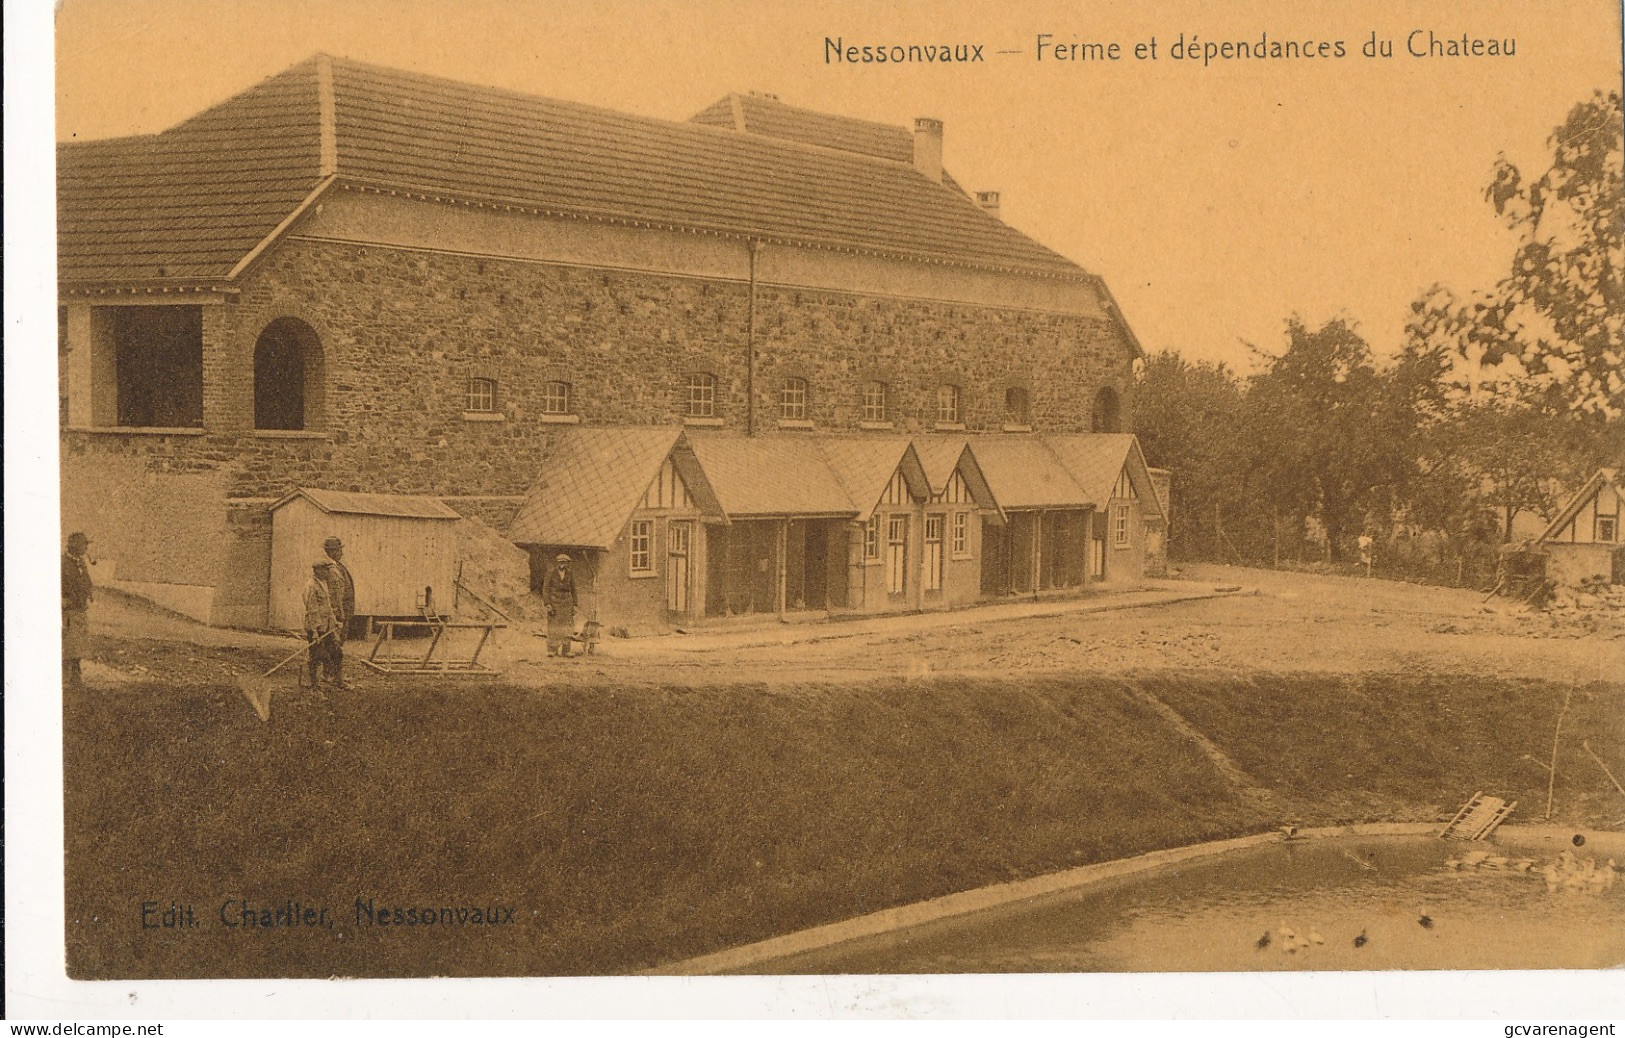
[65,670,1623,978]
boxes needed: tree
[1133,351,1250,560]
[1246,318,1422,561]
[1476,90,1624,419]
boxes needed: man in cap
[542,552,579,657]
[62,532,94,689]
[304,558,344,690]
[322,536,356,641]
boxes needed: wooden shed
[269,488,461,632]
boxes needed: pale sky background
[49,0,1624,373]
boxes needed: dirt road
[80,564,1623,690]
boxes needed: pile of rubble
[1548,576,1625,614]
[1496,579,1625,639]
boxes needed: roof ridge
[737,91,914,137]
[330,55,942,181]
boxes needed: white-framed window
[541,380,572,415]
[937,384,961,425]
[864,515,880,560]
[686,373,716,418]
[466,376,497,413]
[862,381,889,423]
[1112,504,1131,547]
[952,511,969,557]
[1005,386,1030,425]
[629,519,655,573]
[779,377,808,420]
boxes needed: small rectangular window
[686,373,716,418]
[952,511,969,557]
[1600,516,1618,543]
[541,381,572,415]
[864,516,880,560]
[863,382,888,423]
[466,377,497,413]
[937,384,961,425]
[779,378,808,421]
[630,519,654,573]
[1112,504,1130,547]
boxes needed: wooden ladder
[1440,791,1517,840]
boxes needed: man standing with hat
[542,552,579,657]
[304,558,344,690]
[62,532,94,689]
[322,536,356,641]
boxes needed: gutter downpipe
[746,239,761,438]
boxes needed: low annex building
[58,54,1165,631]
[505,428,1161,630]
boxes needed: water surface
[745,834,1625,973]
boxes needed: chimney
[913,117,943,183]
[976,190,1002,220]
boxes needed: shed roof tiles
[507,426,690,549]
[272,487,461,519]
[60,55,1086,289]
[1044,433,1164,518]
[685,433,859,518]
[962,436,1092,510]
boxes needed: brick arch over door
[253,317,326,431]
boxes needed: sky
[45,0,1623,373]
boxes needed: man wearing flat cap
[322,536,355,642]
[62,532,94,689]
[304,558,344,690]
[542,552,579,657]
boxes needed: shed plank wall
[270,498,458,630]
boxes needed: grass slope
[64,672,1623,978]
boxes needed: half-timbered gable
[1539,468,1625,587]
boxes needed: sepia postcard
[7,0,1625,1022]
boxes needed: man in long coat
[542,553,579,657]
[62,532,93,689]
[322,536,356,640]
[304,559,344,690]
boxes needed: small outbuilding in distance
[1538,467,1625,587]
[268,487,462,632]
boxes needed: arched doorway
[253,318,324,430]
[1092,386,1122,433]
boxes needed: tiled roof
[814,437,921,519]
[911,436,971,495]
[272,487,460,519]
[59,55,1083,288]
[690,93,973,197]
[508,426,687,548]
[963,436,1091,510]
[692,93,913,163]
[58,67,326,285]
[1043,434,1163,517]
[686,433,859,517]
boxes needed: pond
[739,831,1625,973]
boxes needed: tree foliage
[1471,90,1623,418]
[1136,92,1620,579]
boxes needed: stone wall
[62,227,1139,628]
[67,236,1136,504]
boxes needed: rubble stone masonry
[62,221,1137,626]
